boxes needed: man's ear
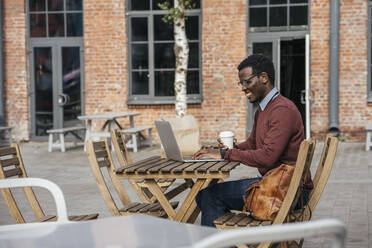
[259,72,269,84]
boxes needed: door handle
[58,93,69,106]
[301,90,306,105]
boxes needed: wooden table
[78,112,140,149]
[115,156,240,223]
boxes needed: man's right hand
[192,147,221,160]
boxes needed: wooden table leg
[84,120,92,152]
[145,179,177,220]
[183,178,219,223]
[174,179,210,222]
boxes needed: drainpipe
[0,1,4,126]
[328,0,340,136]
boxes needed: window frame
[126,2,203,105]
[247,0,309,33]
[28,0,83,38]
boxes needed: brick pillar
[3,0,29,141]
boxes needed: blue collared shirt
[259,87,279,111]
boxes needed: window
[29,0,83,37]
[127,0,202,105]
[248,0,308,32]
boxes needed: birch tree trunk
[173,0,189,118]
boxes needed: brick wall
[310,0,369,141]
[84,0,248,143]
[6,0,371,142]
[83,0,129,130]
[3,0,29,141]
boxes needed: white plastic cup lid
[219,131,234,138]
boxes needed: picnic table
[78,112,140,149]
[115,157,240,223]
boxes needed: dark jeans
[195,178,309,227]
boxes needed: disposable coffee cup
[219,131,235,149]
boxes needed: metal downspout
[328,0,340,136]
[0,1,4,126]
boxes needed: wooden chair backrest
[272,139,315,225]
[0,144,45,223]
[110,129,132,166]
[308,134,339,212]
[86,140,131,216]
[258,140,315,248]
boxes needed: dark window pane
[34,47,53,135]
[131,44,149,70]
[154,43,175,68]
[66,0,82,10]
[48,0,63,11]
[62,47,81,122]
[155,71,174,96]
[249,8,267,27]
[30,14,46,37]
[186,16,199,40]
[188,42,199,68]
[187,70,199,94]
[67,13,83,36]
[290,0,307,3]
[30,0,46,11]
[189,0,201,9]
[269,7,287,27]
[252,42,272,61]
[153,0,173,10]
[249,0,267,5]
[48,14,65,37]
[154,15,173,41]
[131,18,148,41]
[132,71,149,95]
[270,0,286,4]
[290,6,307,26]
[130,0,150,10]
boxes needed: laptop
[155,120,224,162]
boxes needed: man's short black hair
[237,54,275,84]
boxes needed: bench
[122,126,153,152]
[0,126,12,146]
[366,125,372,151]
[47,126,86,152]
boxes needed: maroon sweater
[225,94,313,190]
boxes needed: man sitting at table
[193,54,313,227]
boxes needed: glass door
[60,46,82,127]
[247,36,309,136]
[31,42,83,137]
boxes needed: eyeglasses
[237,74,258,88]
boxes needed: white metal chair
[192,219,347,248]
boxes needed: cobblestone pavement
[0,141,370,247]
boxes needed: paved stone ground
[0,140,370,247]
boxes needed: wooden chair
[213,139,316,248]
[0,144,98,223]
[110,129,191,203]
[287,134,339,247]
[86,139,179,217]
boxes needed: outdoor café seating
[0,144,98,223]
[110,129,187,203]
[86,139,179,217]
[214,135,339,248]
[0,178,346,248]
[213,139,315,248]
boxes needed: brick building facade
[2,0,372,143]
